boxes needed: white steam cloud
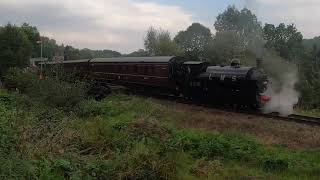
[263,70,299,116]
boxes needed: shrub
[112,143,193,179]
[263,158,289,172]
[126,119,170,142]
[0,104,17,155]
[163,130,259,161]
[26,77,87,109]
[0,96,36,179]
[191,159,222,178]
[76,100,106,117]
[4,68,88,110]
[3,67,35,92]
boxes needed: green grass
[295,108,320,117]
[0,90,319,179]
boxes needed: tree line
[143,6,304,63]
[0,23,121,74]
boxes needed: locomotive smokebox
[256,57,263,69]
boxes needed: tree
[0,24,32,75]
[298,49,320,107]
[97,50,121,58]
[214,6,262,50]
[64,45,80,60]
[144,27,181,56]
[127,49,149,57]
[63,46,121,60]
[42,37,59,60]
[303,36,320,53]
[263,23,303,61]
[144,27,158,56]
[20,23,40,57]
[204,31,243,64]
[79,48,93,59]
[174,23,212,60]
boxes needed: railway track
[138,92,320,127]
[260,113,320,126]
[119,86,320,127]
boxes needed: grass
[295,108,320,117]
[0,89,319,179]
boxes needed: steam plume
[262,65,300,116]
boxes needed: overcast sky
[0,0,319,53]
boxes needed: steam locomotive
[42,56,270,109]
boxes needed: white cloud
[253,0,320,38]
[0,0,193,53]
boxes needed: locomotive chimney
[256,57,263,69]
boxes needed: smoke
[262,64,300,116]
[230,3,300,116]
[246,25,299,116]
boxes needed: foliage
[204,31,243,64]
[263,158,289,172]
[144,27,182,56]
[214,6,263,50]
[174,23,212,60]
[64,46,121,60]
[0,24,32,75]
[298,51,320,108]
[20,23,40,57]
[126,49,149,57]
[4,68,87,109]
[3,67,36,92]
[29,78,87,109]
[303,36,320,53]
[264,23,303,61]
[36,37,64,60]
[64,45,81,60]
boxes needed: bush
[263,158,289,172]
[76,100,106,117]
[4,68,88,110]
[109,143,193,179]
[163,130,259,161]
[3,67,36,92]
[27,77,87,109]
[0,104,17,155]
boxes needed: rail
[151,93,320,127]
[260,113,320,126]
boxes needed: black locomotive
[42,56,270,108]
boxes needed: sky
[0,0,319,53]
